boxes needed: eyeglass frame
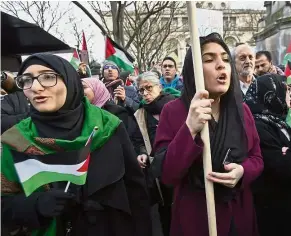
[15,72,62,90]
[138,84,159,95]
[103,65,119,70]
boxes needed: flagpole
[186,2,217,236]
[64,126,98,193]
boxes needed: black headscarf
[18,53,84,140]
[245,74,289,130]
[181,33,248,201]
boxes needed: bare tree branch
[2,1,70,33]
[124,1,170,49]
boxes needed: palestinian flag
[12,127,97,196]
[284,41,291,84]
[70,48,81,70]
[105,36,134,73]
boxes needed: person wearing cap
[102,61,140,113]
[77,62,90,79]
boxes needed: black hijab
[18,53,84,140]
[245,74,289,130]
[181,33,248,200]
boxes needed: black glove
[36,190,74,218]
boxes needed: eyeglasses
[162,64,175,69]
[103,65,119,70]
[138,85,156,95]
[15,73,61,90]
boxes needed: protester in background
[1,91,30,134]
[82,77,132,133]
[1,71,19,94]
[153,33,263,236]
[255,51,285,76]
[102,61,140,112]
[160,57,183,91]
[245,74,291,236]
[120,71,134,86]
[1,71,30,133]
[77,62,90,79]
[233,43,256,97]
[132,72,177,236]
[1,53,152,236]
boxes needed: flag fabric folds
[70,48,81,70]
[12,127,96,196]
[105,36,135,73]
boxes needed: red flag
[82,31,88,51]
[285,41,291,80]
[73,48,80,60]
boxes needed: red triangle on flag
[73,49,80,60]
[77,154,90,173]
[82,31,88,51]
[285,41,291,78]
[105,37,116,59]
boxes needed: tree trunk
[110,1,120,44]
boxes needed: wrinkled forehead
[139,81,154,88]
[236,45,255,57]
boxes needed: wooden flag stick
[186,2,217,236]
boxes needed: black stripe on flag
[108,36,134,63]
[11,144,91,165]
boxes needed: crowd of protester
[1,32,291,236]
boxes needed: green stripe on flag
[107,55,134,72]
[70,57,80,70]
[22,171,87,196]
[283,53,291,66]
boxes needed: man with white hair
[233,44,256,96]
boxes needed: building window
[230,17,236,25]
[172,17,178,26]
[196,2,202,8]
[221,2,226,8]
[208,2,213,8]
[182,17,188,25]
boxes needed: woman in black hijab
[245,74,291,236]
[1,53,152,236]
[153,33,263,235]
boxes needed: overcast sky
[2,1,266,62]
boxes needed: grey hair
[136,71,160,88]
[231,43,254,60]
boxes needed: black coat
[2,124,152,236]
[102,100,138,142]
[1,91,30,134]
[252,120,291,236]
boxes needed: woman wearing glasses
[245,74,291,236]
[1,54,152,236]
[153,33,263,236]
[132,71,178,236]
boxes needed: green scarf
[1,98,120,235]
